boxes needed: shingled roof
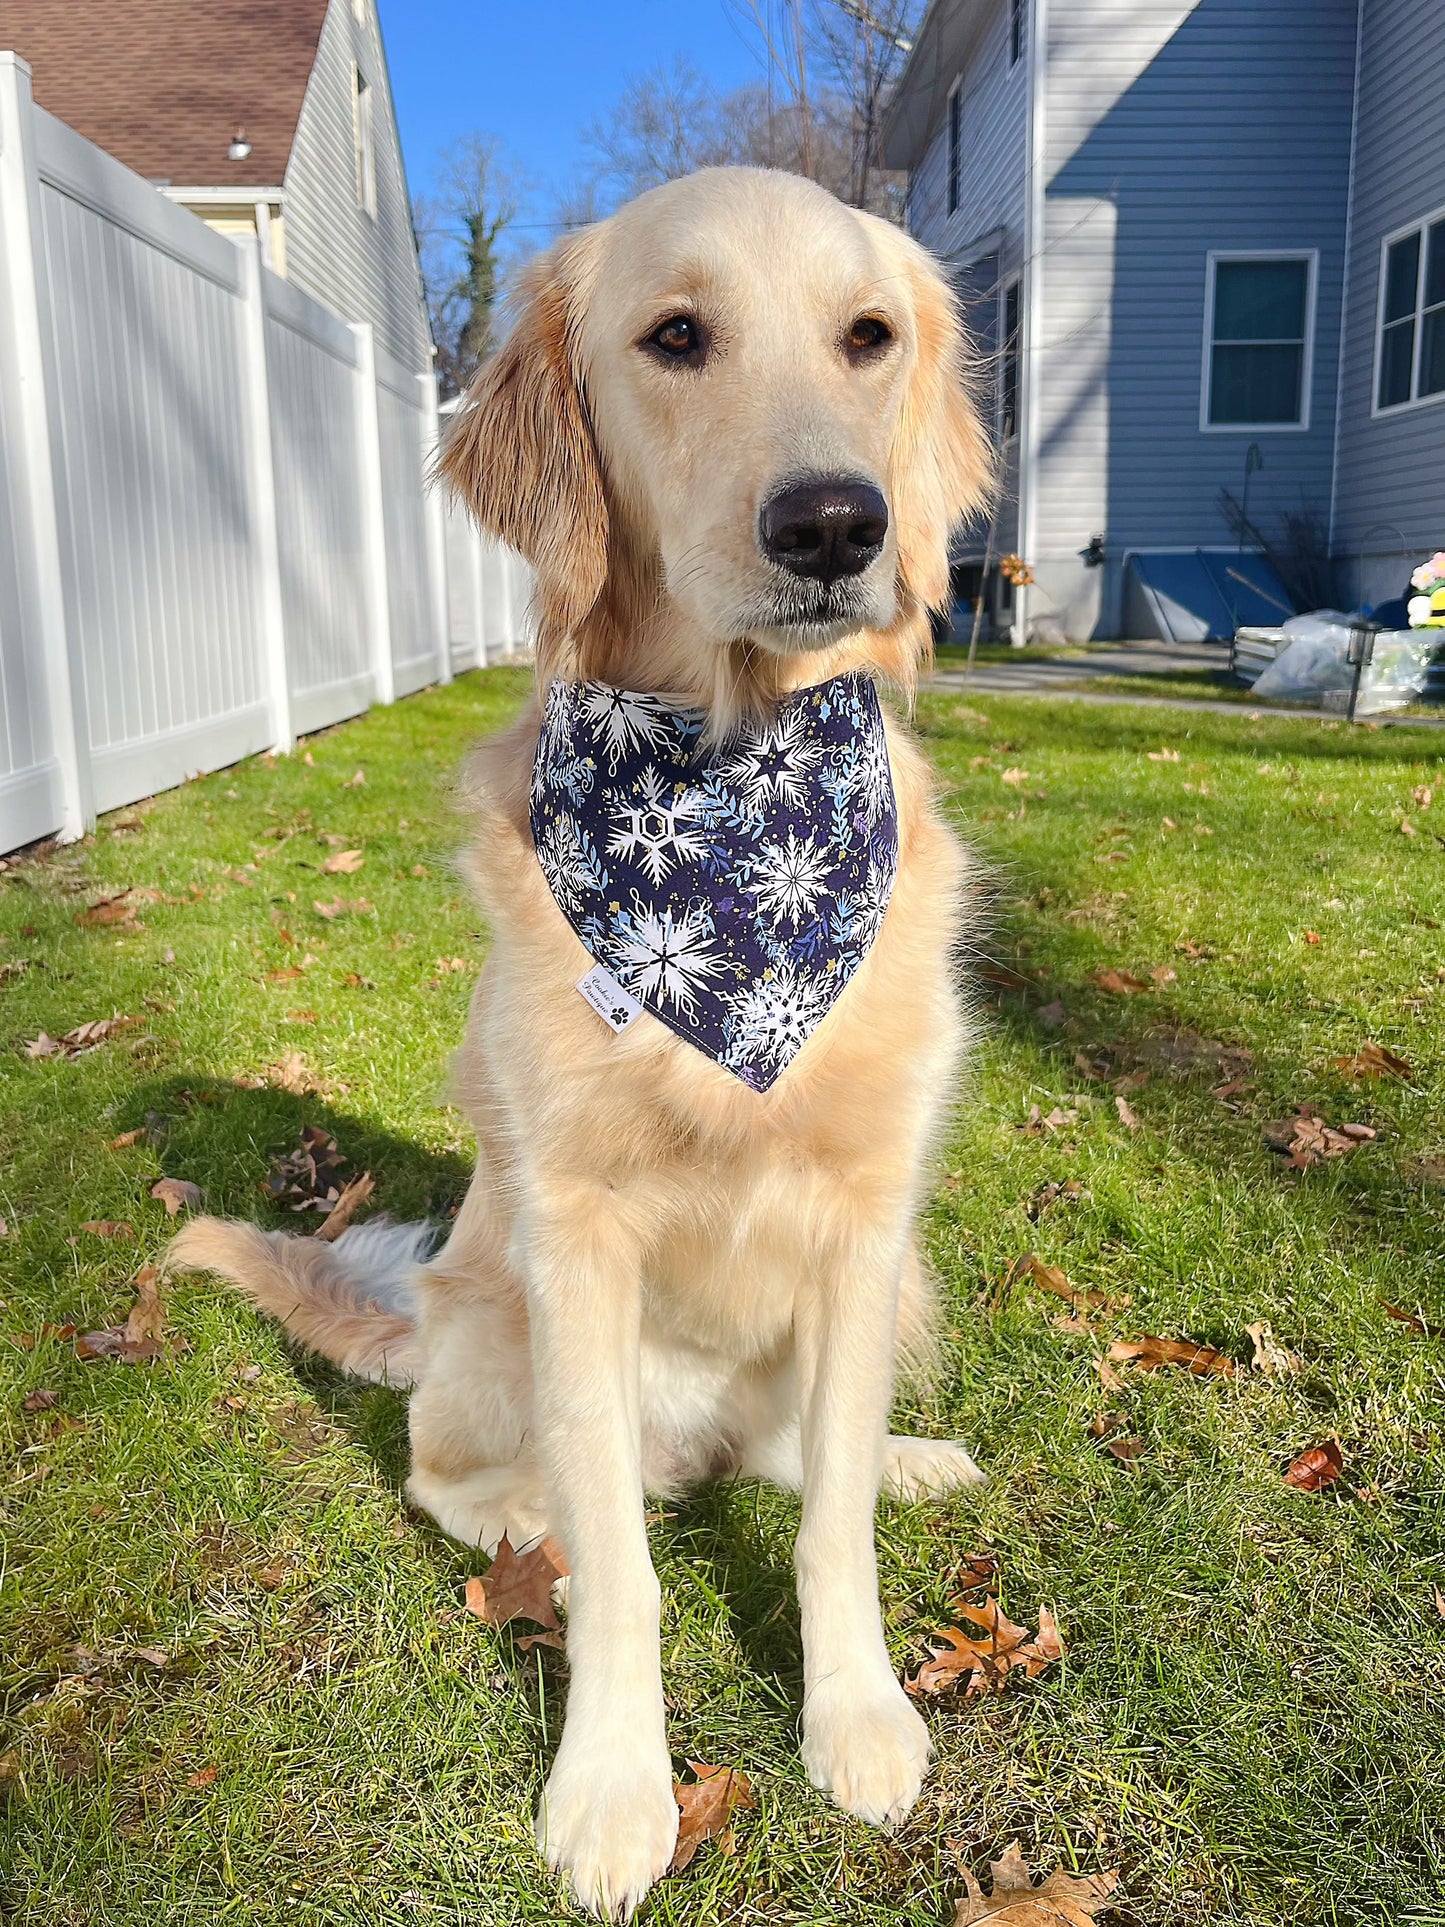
[5,0,331,188]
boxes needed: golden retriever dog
[173,165,993,1918]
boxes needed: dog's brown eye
[644,315,704,364]
[847,315,893,355]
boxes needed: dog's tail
[168,1216,433,1386]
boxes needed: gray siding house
[886,0,1445,641]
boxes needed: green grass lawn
[3,673,1444,1926]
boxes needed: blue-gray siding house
[886,0,1444,641]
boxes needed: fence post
[0,54,92,841]
[419,365,452,685]
[236,242,291,753]
[469,523,488,666]
[351,322,394,706]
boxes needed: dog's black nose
[759,478,889,585]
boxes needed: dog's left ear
[885,233,996,618]
[438,233,607,678]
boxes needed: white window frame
[1010,0,1024,66]
[1199,249,1318,434]
[352,65,376,219]
[999,274,1021,445]
[1371,201,1445,418]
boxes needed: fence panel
[34,108,272,816]
[375,344,441,698]
[263,272,374,737]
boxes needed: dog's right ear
[438,236,607,674]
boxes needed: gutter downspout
[1327,0,1364,590]
[1017,0,1048,644]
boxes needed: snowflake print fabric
[530,672,899,1091]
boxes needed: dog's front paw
[537,1733,678,1919]
[802,1675,931,1825]
[882,1434,986,1500]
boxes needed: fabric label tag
[577,963,643,1033]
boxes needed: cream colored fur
[171,167,994,1920]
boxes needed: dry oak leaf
[79,1220,135,1241]
[1114,1094,1141,1131]
[314,1172,375,1243]
[1027,1180,1085,1222]
[1381,1301,1437,1337]
[1263,1108,1376,1169]
[320,849,364,875]
[1093,969,1149,995]
[1108,1334,1237,1377]
[264,1127,349,1213]
[1245,1320,1305,1379]
[907,1596,1065,1699]
[312,897,374,920]
[266,1050,326,1097]
[151,1178,202,1217]
[75,890,141,928]
[1012,1253,1120,1315]
[953,1842,1118,1927]
[464,1532,570,1633]
[23,1389,59,1413]
[188,1767,219,1787]
[75,1265,180,1364]
[1332,1042,1413,1081]
[25,1016,138,1059]
[1284,1440,1344,1491]
[670,1761,754,1875]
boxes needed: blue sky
[380,0,766,228]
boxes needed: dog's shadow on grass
[122,1071,813,1715]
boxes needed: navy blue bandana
[530,671,898,1091]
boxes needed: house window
[946,81,962,217]
[352,67,376,217]
[1376,212,1445,411]
[1000,278,1020,442]
[1011,0,1024,65]
[1203,254,1314,429]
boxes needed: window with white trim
[1204,255,1313,428]
[1000,277,1020,442]
[1376,213,1445,410]
[946,80,962,217]
[1011,0,1024,65]
[353,67,376,218]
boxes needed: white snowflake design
[536,815,608,918]
[610,900,724,1021]
[578,685,677,773]
[725,963,834,1074]
[850,720,893,827]
[717,706,824,810]
[607,765,709,886]
[753,830,834,928]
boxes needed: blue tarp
[1125,550,1295,642]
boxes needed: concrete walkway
[927,639,1445,728]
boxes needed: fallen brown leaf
[1108,1335,1237,1377]
[670,1761,754,1875]
[108,1128,146,1149]
[1245,1320,1305,1378]
[953,1552,1002,1594]
[1094,969,1149,995]
[23,1389,58,1413]
[1149,965,1177,985]
[1303,929,1322,946]
[1035,1000,1067,1031]
[342,768,365,788]
[314,1173,375,1243]
[188,1767,219,1787]
[1381,1301,1437,1338]
[1434,1587,1445,1622]
[1284,1440,1344,1491]
[75,890,141,928]
[79,1220,135,1241]
[1263,1107,1376,1169]
[907,1596,1066,1699]
[1012,1253,1119,1315]
[312,897,373,920]
[1114,1093,1141,1131]
[953,1842,1118,1927]
[1332,1042,1413,1081]
[1104,1434,1145,1461]
[321,849,364,875]
[151,1178,201,1217]
[264,1127,350,1213]
[1026,1180,1085,1222]
[25,1016,138,1059]
[463,1533,570,1633]
[265,1050,326,1097]
[75,1265,179,1364]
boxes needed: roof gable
[5,0,331,188]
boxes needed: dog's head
[441,167,994,703]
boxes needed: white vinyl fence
[0,54,533,858]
